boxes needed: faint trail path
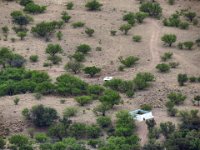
[148,19,161,71]
[136,121,148,146]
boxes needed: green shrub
[132,35,142,42]
[9,134,29,148]
[189,76,197,82]
[20,0,33,6]
[85,27,95,37]
[72,22,85,28]
[29,55,38,62]
[24,2,46,14]
[66,2,74,10]
[97,116,112,128]
[69,123,87,138]
[156,63,170,72]
[168,0,175,5]
[183,41,194,50]
[65,60,83,74]
[75,96,93,106]
[27,104,58,127]
[140,104,152,111]
[0,137,5,149]
[55,74,88,96]
[110,30,117,36]
[167,92,186,105]
[34,133,48,143]
[86,124,101,138]
[76,44,91,54]
[14,97,20,105]
[178,74,188,86]
[119,24,132,35]
[56,31,63,40]
[63,107,78,118]
[184,11,196,22]
[123,12,135,26]
[72,52,85,62]
[177,42,183,49]
[88,84,104,96]
[119,56,139,67]
[169,62,179,68]
[161,34,176,47]
[61,11,71,23]
[179,22,189,29]
[161,52,173,61]
[135,12,148,23]
[140,2,162,18]
[83,66,101,77]
[85,0,102,11]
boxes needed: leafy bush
[135,12,148,23]
[183,41,194,50]
[72,52,85,62]
[86,124,101,138]
[156,63,170,72]
[179,22,189,29]
[160,122,175,138]
[100,89,121,108]
[9,134,30,148]
[14,97,20,105]
[178,74,188,86]
[24,2,46,14]
[161,52,173,61]
[61,11,71,23]
[69,123,87,138]
[189,76,197,82]
[167,92,186,105]
[76,44,91,54]
[119,56,139,67]
[0,137,5,149]
[163,14,181,27]
[55,74,88,96]
[85,0,102,11]
[87,84,104,96]
[31,21,57,40]
[119,24,132,35]
[66,2,74,10]
[34,133,48,143]
[65,60,83,74]
[97,116,112,128]
[161,34,176,47]
[140,2,162,18]
[57,31,63,40]
[184,11,196,22]
[123,12,135,26]
[132,35,142,42]
[85,28,95,37]
[72,22,85,28]
[75,96,93,106]
[83,66,101,77]
[169,62,179,68]
[26,104,58,127]
[20,0,33,6]
[140,104,152,111]
[10,11,31,27]
[29,55,38,62]
[63,107,78,118]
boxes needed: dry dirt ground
[0,0,200,145]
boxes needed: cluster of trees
[139,2,162,18]
[0,47,26,68]
[178,41,194,50]
[104,72,155,97]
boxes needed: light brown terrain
[0,0,200,145]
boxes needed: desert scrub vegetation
[161,52,173,61]
[178,41,194,50]
[139,2,162,18]
[66,2,74,10]
[72,21,85,28]
[161,34,177,47]
[119,24,132,35]
[132,35,142,42]
[156,63,171,73]
[177,73,188,86]
[45,44,63,65]
[83,66,101,77]
[85,27,95,37]
[24,2,46,14]
[0,47,26,68]
[119,56,139,68]
[61,11,71,23]
[65,60,83,74]
[85,0,103,11]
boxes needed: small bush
[156,63,170,72]
[177,42,183,49]
[61,11,71,23]
[14,97,20,105]
[83,66,101,77]
[189,76,197,83]
[167,92,186,105]
[24,2,46,14]
[119,24,132,35]
[72,52,85,62]
[161,34,176,47]
[161,52,173,61]
[183,41,194,50]
[72,22,85,28]
[96,116,111,128]
[178,74,188,86]
[169,62,179,68]
[85,0,102,11]
[110,30,117,36]
[85,28,95,37]
[0,137,5,149]
[179,22,189,30]
[66,2,74,10]
[132,35,142,42]
[76,44,91,54]
[75,96,93,106]
[140,104,152,111]
[29,55,38,62]
[34,133,48,143]
[63,107,78,118]
[119,56,139,68]
[56,31,63,40]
